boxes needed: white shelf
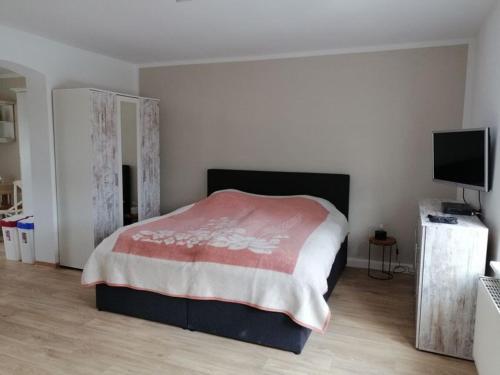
[0,120,15,142]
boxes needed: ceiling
[0,0,496,65]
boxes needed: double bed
[83,169,350,354]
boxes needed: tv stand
[442,201,474,216]
[417,199,488,359]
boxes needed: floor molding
[35,261,59,268]
[347,257,414,273]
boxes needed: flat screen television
[433,128,489,192]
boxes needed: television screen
[433,128,489,191]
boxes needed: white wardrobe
[53,88,160,269]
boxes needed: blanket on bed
[82,190,348,332]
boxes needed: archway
[0,60,58,264]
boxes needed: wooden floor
[0,247,476,374]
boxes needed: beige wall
[0,76,25,181]
[139,45,467,264]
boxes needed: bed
[85,169,350,354]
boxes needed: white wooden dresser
[415,199,488,359]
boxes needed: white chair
[0,180,22,217]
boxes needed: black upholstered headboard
[207,169,350,219]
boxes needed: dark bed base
[96,169,350,354]
[96,239,347,354]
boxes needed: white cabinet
[415,199,488,359]
[53,88,160,269]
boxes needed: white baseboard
[347,257,414,274]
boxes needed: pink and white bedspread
[82,190,348,332]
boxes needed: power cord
[392,244,412,274]
[465,187,482,216]
[478,190,482,211]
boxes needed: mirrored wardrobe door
[117,95,140,226]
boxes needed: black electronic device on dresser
[442,202,474,216]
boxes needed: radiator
[474,277,500,375]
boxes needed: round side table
[368,236,397,280]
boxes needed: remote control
[427,214,458,224]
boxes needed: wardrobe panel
[90,91,121,246]
[138,98,160,220]
[54,89,94,269]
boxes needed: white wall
[466,0,500,265]
[0,25,137,93]
[0,25,137,263]
[140,45,467,265]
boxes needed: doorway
[0,68,26,217]
[0,60,58,264]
